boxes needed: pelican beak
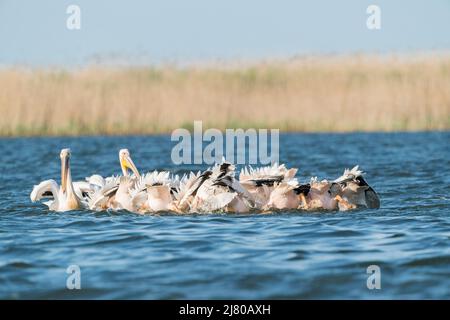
[121,154,140,178]
[61,153,70,193]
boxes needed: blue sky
[0,0,449,66]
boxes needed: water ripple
[0,132,449,299]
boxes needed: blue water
[1,132,449,299]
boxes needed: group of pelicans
[30,148,380,213]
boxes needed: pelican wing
[213,175,250,197]
[334,165,364,184]
[240,163,297,187]
[272,181,298,194]
[178,170,212,206]
[30,179,59,202]
[87,179,120,210]
[365,187,380,209]
[72,181,93,199]
[132,171,174,195]
[130,190,148,212]
[197,192,237,212]
[85,174,106,189]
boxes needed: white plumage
[30,150,380,213]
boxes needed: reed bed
[0,54,449,136]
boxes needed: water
[0,132,449,299]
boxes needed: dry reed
[0,54,449,136]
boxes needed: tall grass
[0,54,449,136]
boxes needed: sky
[0,0,449,66]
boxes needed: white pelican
[72,174,106,199]
[177,160,255,213]
[118,149,140,179]
[240,163,298,209]
[30,148,83,212]
[263,180,302,211]
[173,171,204,212]
[108,176,138,211]
[30,147,381,214]
[333,166,380,210]
[130,171,180,213]
[296,177,340,211]
[87,175,121,210]
[87,149,141,211]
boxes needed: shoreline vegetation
[1,54,449,136]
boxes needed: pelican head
[119,149,140,178]
[60,148,71,193]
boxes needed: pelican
[130,171,180,213]
[263,180,302,210]
[177,160,255,213]
[30,148,83,212]
[240,163,298,209]
[240,163,312,211]
[87,175,121,210]
[200,161,255,213]
[87,149,141,211]
[333,166,380,210]
[300,177,339,211]
[119,149,140,179]
[72,174,106,199]
[293,183,311,209]
[30,147,381,214]
[174,171,204,212]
